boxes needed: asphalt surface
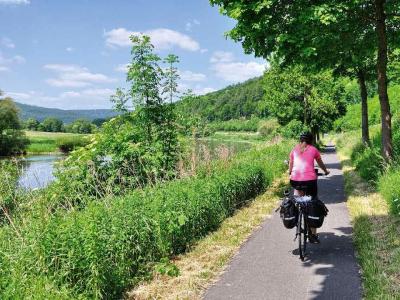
[204,145,362,300]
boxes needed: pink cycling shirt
[290,144,321,181]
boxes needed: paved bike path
[204,146,362,300]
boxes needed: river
[17,154,63,189]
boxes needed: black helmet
[300,132,313,144]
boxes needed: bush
[208,117,261,132]
[0,141,294,299]
[56,136,89,153]
[379,167,400,215]
[258,119,279,137]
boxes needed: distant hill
[15,102,118,124]
[176,77,266,121]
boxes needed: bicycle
[293,193,313,261]
[291,170,325,261]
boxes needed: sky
[0,0,267,109]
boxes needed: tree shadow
[292,227,362,299]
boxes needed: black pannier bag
[279,196,298,229]
[306,199,329,228]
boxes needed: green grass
[25,131,89,153]
[336,131,400,299]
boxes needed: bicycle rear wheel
[298,210,307,261]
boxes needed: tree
[40,117,64,132]
[24,118,40,131]
[92,118,107,127]
[111,35,180,178]
[0,92,28,155]
[65,119,96,134]
[210,0,400,161]
[263,65,346,138]
[163,54,180,104]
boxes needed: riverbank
[25,131,90,154]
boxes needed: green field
[25,131,90,153]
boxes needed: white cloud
[66,47,74,52]
[104,27,200,51]
[1,37,15,48]
[0,0,30,4]
[209,50,266,82]
[44,64,116,88]
[0,52,25,71]
[115,63,129,73]
[185,19,200,31]
[212,61,266,82]
[200,48,208,54]
[179,70,206,82]
[210,51,235,63]
[194,86,216,95]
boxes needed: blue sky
[0,0,267,109]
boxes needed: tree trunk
[375,0,393,161]
[357,69,370,145]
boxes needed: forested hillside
[177,77,265,121]
[16,102,118,123]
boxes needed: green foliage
[263,65,346,133]
[0,160,19,221]
[279,120,309,139]
[257,119,280,137]
[0,141,293,299]
[56,136,89,153]
[176,77,266,121]
[334,85,400,132]
[64,118,97,134]
[0,96,29,155]
[24,117,40,130]
[379,167,400,215]
[39,117,64,132]
[51,35,180,206]
[208,117,261,132]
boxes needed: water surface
[17,154,62,189]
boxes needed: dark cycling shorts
[290,179,318,198]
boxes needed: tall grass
[0,141,294,299]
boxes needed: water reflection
[18,155,62,189]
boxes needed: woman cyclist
[288,132,329,244]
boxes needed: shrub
[0,141,294,299]
[56,136,89,153]
[208,117,261,132]
[379,167,400,215]
[258,119,280,137]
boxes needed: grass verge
[337,143,400,299]
[128,176,287,300]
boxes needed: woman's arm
[316,157,330,175]
[289,156,293,175]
